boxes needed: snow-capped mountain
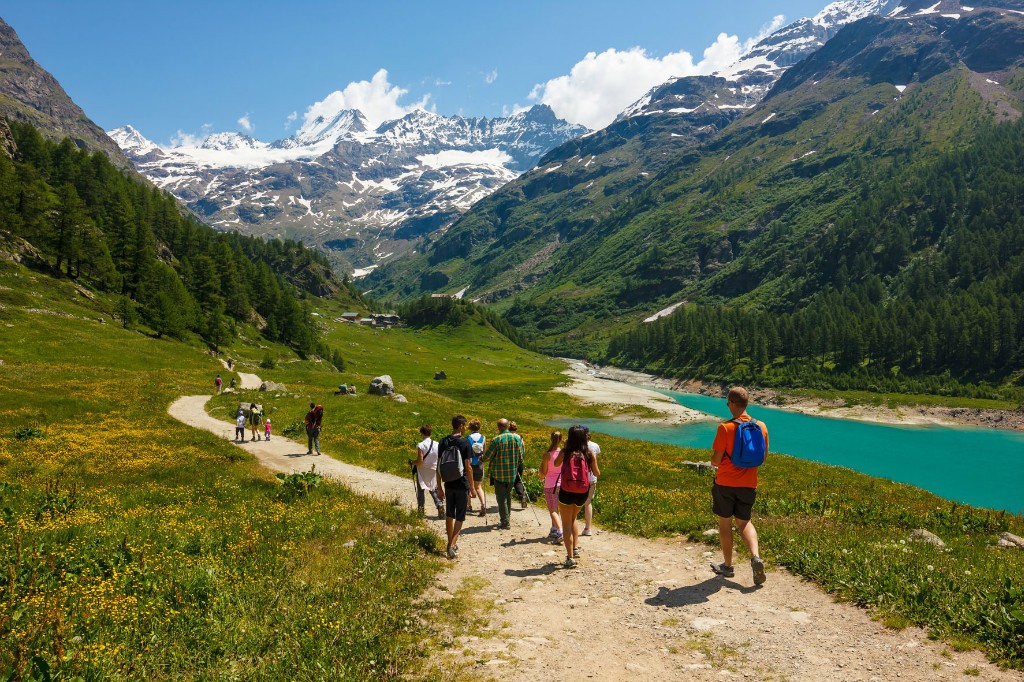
[109,104,587,273]
[619,0,904,121]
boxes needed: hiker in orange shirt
[710,386,768,586]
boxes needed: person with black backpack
[710,386,769,586]
[553,425,594,569]
[435,415,476,559]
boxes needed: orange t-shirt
[712,415,769,488]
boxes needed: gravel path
[168,393,1022,681]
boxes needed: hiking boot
[478,509,486,517]
[306,451,312,455]
[751,556,766,586]
[711,562,735,578]
[436,507,445,519]
[552,532,563,545]
[499,522,511,530]
[573,547,580,558]
[520,497,528,509]
[563,556,577,569]
[446,547,457,560]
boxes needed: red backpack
[559,450,591,494]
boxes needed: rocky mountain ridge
[0,17,134,170]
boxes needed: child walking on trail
[539,431,564,543]
[234,410,246,442]
[264,418,272,441]
[710,386,769,586]
[410,425,444,518]
[553,425,595,568]
[215,375,222,394]
[467,419,486,516]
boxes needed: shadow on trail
[456,525,495,536]
[285,452,317,459]
[501,536,552,548]
[504,564,561,578]
[646,576,759,608]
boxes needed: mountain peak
[108,125,158,153]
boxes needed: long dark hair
[563,425,593,467]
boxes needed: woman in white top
[411,425,444,518]
[583,431,600,536]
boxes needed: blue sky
[4,0,829,144]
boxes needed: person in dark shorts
[553,425,595,568]
[466,419,486,516]
[710,386,769,585]
[436,415,475,559]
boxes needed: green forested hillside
[368,11,1024,395]
[0,120,367,355]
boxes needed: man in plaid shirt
[481,418,524,529]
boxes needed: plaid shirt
[481,431,524,484]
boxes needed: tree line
[606,116,1024,400]
[0,120,338,355]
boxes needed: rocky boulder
[369,375,395,396]
[997,531,1024,549]
[259,381,287,392]
[392,394,408,403]
[434,371,447,380]
[908,528,946,548]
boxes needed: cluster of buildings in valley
[336,312,402,328]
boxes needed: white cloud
[529,19,787,129]
[485,69,498,85]
[169,123,212,147]
[237,113,254,133]
[502,103,530,117]
[284,111,298,130]
[434,78,452,86]
[301,68,430,131]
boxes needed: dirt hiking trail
[169,393,1021,682]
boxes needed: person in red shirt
[710,386,768,585]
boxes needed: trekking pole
[521,483,542,527]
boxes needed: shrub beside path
[168,393,1022,681]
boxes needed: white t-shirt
[416,438,438,491]
[587,441,600,483]
[236,414,246,428]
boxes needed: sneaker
[520,497,528,509]
[563,556,577,569]
[573,547,580,558]
[478,509,486,518]
[446,547,457,560]
[499,522,511,530]
[581,528,592,536]
[751,556,766,586]
[306,451,312,455]
[552,532,563,545]
[710,562,735,578]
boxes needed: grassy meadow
[2,256,1024,675]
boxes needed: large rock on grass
[369,375,395,396]
[997,532,1024,549]
[259,381,286,392]
[908,529,946,548]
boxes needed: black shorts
[472,464,484,482]
[558,489,589,507]
[712,484,757,521]
[445,483,469,522]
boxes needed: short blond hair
[728,387,749,408]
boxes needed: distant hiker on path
[411,425,444,518]
[481,418,524,530]
[539,430,564,543]
[227,358,233,370]
[467,419,486,516]
[710,386,769,586]
[229,377,236,390]
[234,410,246,442]
[248,402,264,441]
[583,430,601,536]
[553,425,595,568]
[305,402,323,455]
[436,415,475,559]
[215,375,222,394]
[264,418,272,441]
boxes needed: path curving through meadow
[167,393,1023,681]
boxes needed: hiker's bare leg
[446,517,455,549]
[559,505,577,556]
[718,516,734,566]
[451,520,464,549]
[584,501,593,531]
[736,518,760,558]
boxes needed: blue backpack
[729,419,766,469]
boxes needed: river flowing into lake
[554,390,1024,514]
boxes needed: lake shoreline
[560,359,1024,432]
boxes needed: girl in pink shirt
[264,419,272,441]
[539,431,564,542]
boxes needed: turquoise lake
[554,390,1024,514]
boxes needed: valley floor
[170,392,1022,681]
[561,360,1024,431]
